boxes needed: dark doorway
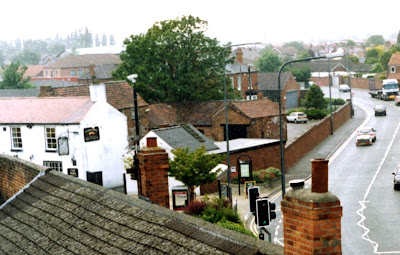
[223,124,248,140]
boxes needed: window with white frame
[238,75,242,91]
[70,70,76,76]
[78,70,82,76]
[11,127,23,150]
[391,66,396,73]
[43,161,63,172]
[45,127,57,151]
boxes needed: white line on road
[356,102,400,254]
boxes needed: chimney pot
[311,158,329,193]
[147,137,157,147]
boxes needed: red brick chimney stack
[236,48,243,63]
[281,158,343,255]
[136,137,170,208]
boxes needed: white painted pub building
[0,84,128,188]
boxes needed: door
[285,90,298,109]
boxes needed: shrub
[286,108,306,115]
[183,199,207,216]
[253,167,281,183]
[304,108,328,120]
[325,98,345,106]
[217,220,256,237]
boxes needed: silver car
[393,165,400,190]
[286,112,308,124]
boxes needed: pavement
[222,104,366,227]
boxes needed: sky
[1,0,399,47]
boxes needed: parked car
[356,127,376,145]
[395,96,400,106]
[392,165,400,190]
[374,105,387,116]
[286,112,308,123]
[339,84,351,92]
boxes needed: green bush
[253,167,281,183]
[304,108,328,120]
[286,108,306,115]
[324,98,345,106]
[217,220,256,237]
[378,75,387,80]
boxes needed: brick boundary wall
[284,102,351,171]
[0,154,48,204]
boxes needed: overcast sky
[2,0,399,46]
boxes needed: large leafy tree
[302,84,327,109]
[365,35,385,47]
[169,146,225,202]
[283,41,306,51]
[290,66,311,83]
[255,48,282,72]
[113,15,237,103]
[0,62,34,89]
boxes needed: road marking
[356,103,400,254]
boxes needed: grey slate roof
[153,124,219,152]
[291,59,373,73]
[226,61,256,74]
[0,170,282,254]
[78,63,119,80]
[0,89,40,97]
[257,72,292,90]
[31,79,79,88]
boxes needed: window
[45,127,57,152]
[238,75,242,91]
[43,161,63,172]
[77,70,82,76]
[131,108,137,119]
[391,66,396,73]
[11,127,23,151]
[70,70,76,76]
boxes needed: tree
[283,41,306,51]
[169,146,225,202]
[0,62,34,89]
[344,54,359,64]
[109,34,115,46]
[365,35,385,47]
[255,48,282,72]
[290,66,311,83]
[48,42,66,54]
[365,46,384,65]
[95,34,100,47]
[12,49,41,65]
[296,50,312,60]
[102,34,107,46]
[302,84,327,109]
[113,15,238,103]
[397,30,400,44]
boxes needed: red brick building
[139,98,287,142]
[387,52,400,81]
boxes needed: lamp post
[278,52,343,198]
[327,43,336,135]
[347,58,354,117]
[223,42,261,203]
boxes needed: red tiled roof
[231,98,279,118]
[144,103,178,128]
[24,65,44,78]
[52,81,148,110]
[177,101,225,125]
[0,97,93,124]
[388,53,400,65]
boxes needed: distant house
[226,58,259,100]
[0,84,128,188]
[273,46,297,59]
[257,72,300,109]
[140,98,286,142]
[387,52,400,81]
[42,54,121,79]
[23,65,45,78]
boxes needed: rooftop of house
[151,124,219,152]
[257,72,293,90]
[143,98,280,129]
[388,52,400,65]
[31,79,79,88]
[78,63,119,80]
[45,54,121,69]
[210,138,280,154]
[0,97,93,124]
[23,65,44,78]
[0,166,282,254]
[291,59,373,73]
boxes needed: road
[254,86,400,254]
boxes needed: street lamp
[278,51,343,198]
[223,42,261,203]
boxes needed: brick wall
[284,102,351,171]
[0,155,48,204]
[136,138,170,208]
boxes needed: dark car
[374,105,387,116]
[393,165,400,190]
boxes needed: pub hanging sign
[84,126,100,142]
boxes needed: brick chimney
[136,137,170,208]
[281,159,342,255]
[236,48,243,63]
